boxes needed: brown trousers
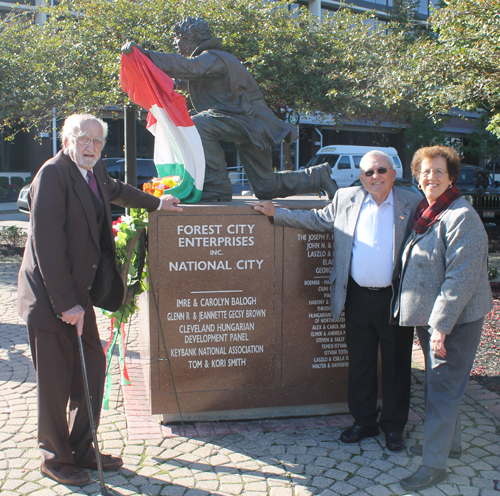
[28,300,105,468]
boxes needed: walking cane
[76,330,109,495]
[57,310,109,494]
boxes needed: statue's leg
[276,163,338,199]
[193,114,233,202]
[235,144,277,200]
[236,142,337,200]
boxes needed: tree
[462,113,500,165]
[0,0,181,132]
[402,116,447,159]
[373,0,500,139]
[430,0,500,138]
[0,0,412,135]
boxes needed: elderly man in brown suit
[122,16,336,202]
[17,114,182,486]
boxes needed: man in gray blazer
[254,150,421,451]
[17,114,182,486]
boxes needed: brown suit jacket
[17,151,160,334]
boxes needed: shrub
[10,176,25,188]
[7,184,21,193]
[0,186,6,197]
[0,177,8,189]
[23,177,32,186]
[0,226,27,248]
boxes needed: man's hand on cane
[60,305,85,336]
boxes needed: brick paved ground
[1,256,500,496]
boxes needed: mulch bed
[486,222,500,253]
[469,223,500,394]
[0,245,24,258]
[471,284,500,394]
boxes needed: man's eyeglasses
[419,168,448,178]
[72,134,105,148]
[362,167,390,177]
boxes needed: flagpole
[124,105,137,216]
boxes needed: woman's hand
[430,329,447,358]
[253,201,275,217]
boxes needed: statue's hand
[121,41,138,55]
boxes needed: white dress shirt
[350,190,394,288]
[76,164,90,181]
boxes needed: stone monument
[141,197,350,421]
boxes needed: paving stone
[322,468,349,481]
[374,472,399,484]
[327,481,358,495]
[160,485,187,495]
[218,483,243,494]
[480,490,500,496]
[456,488,480,496]
[365,485,394,496]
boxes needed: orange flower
[143,176,180,197]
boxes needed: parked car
[103,158,157,187]
[17,184,30,216]
[457,165,500,221]
[17,158,158,217]
[103,158,157,218]
[485,160,500,185]
[305,145,403,189]
[350,177,423,197]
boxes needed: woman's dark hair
[411,146,461,185]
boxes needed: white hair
[359,150,393,170]
[59,114,108,146]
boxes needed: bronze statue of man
[122,16,336,202]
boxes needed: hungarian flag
[120,47,205,203]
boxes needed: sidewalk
[0,202,18,215]
[1,258,500,496]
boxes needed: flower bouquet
[142,175,182,197]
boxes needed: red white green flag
[120,47,204,203]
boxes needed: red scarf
[413,185,461,234]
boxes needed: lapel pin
[400,216,405,220]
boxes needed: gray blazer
[274,186,421,320]
[397,197,493,333]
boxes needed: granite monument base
[141,196,351,421]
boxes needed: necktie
[87,170,101,201]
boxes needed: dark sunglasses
[363,167,389,177]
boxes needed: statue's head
[172,17,212,56]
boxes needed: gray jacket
[397,197,493,333]
[274,186,421,320]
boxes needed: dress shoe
[40,462,90,486]
[385,431,404,451]
[410,444,462,459]
[400,464,447,490]
[340,424,380,443]
[77,454,123,471]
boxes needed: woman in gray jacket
[396,146,493,491]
